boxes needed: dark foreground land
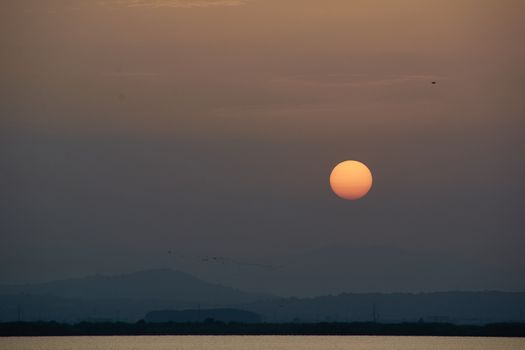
[1,321,525,337]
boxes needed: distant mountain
[145,308,261,323]
[243,291,525,324]
[180,244,523,296]
[0,268,267,304]
[2,269,523,325]
[0,293,211,323]
[0,269,270,322]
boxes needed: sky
[1,0,524,296]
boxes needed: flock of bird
[167,250,283,270]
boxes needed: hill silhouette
[0,269,270,322]
[243,291,525,324]
[145,308,261,323]
[1,269,524,324]
[0,268,267,303]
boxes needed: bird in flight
[167,251,283,270]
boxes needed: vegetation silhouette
[1,321,524,337]
[145,308,261,323]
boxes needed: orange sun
[329,160,373,200]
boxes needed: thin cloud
[275,74,450,88]
[106,0,251,8]
[102,71,162,79]
[21,0,250,13]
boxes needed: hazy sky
[1,0,524,296]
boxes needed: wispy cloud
[21,0,250,13]
[105,0,251,8]
[275,74,449,88]
[102,71,162,79]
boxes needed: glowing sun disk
[330,160,373,200]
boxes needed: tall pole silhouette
[372,304,378,323]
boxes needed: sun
[329,160,373,200]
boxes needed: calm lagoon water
[1,336,524,350]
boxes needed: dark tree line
[1,321,525,337]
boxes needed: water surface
[1,336,524,350]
